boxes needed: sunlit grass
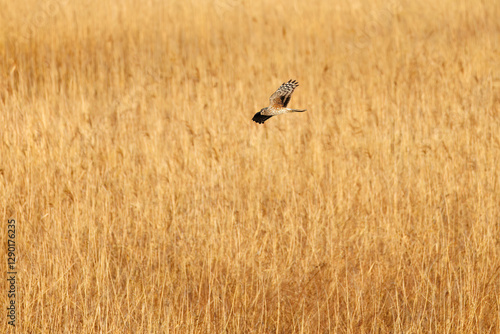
[1,0,500,332]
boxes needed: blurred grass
[1,0,500,332]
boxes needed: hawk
[252,79,306,124]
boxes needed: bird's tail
[287,109,306,112]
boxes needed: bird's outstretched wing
[252,112,273,124]
[269,79,299,108]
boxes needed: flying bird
[252,79,306,124]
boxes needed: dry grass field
[1,0,500,332]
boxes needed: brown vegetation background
[1,0,500,332]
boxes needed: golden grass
[1,0,500,332]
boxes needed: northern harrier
[252,79,306,124]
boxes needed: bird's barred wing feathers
[269,79,299,108]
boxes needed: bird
[252,79,306,124]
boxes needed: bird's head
[259,108,267,114]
